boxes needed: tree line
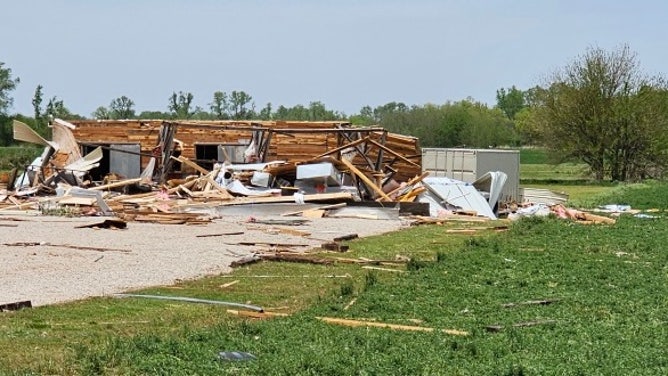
[2,44,668,181]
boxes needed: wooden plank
[172,156,210,175]
[281,203,347,217]
[89,178,142,191]
[196,231,245,238]
[340,158,392,201]
[316,317,469,336]
[380,171,430,201]
[312,137,369,159]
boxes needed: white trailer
[421,148,520,203]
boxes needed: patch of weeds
[338,280,354,297]
[406,257,429,271]
[363,271,378,290]
[436,251,448,263]
[504,364,527,376]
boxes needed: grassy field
[1,180,667,375]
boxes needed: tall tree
[45,96,72,119]
[92,106,110,120]
[229,90,254,119]
[0,62,20,115]
[32,85,43,121]
[109,95,136,119]
[495,86,527,120]
[258,102,272,120]
[535,45,668,181]
[168,91,194,119]
[209,91,229,119]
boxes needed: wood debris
[2,241,131,253]
[316,316,469,336]
[0,300,32,312]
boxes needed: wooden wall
[69,120,421,181]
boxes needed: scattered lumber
[257,253,333,265]
[316,316,469,336]
[502,298,560,308]
[2,241,131,253]
[381,172,430,201]
[247,218,309,226]
[230,254,261,268]
[273,227,311,237]
[226,309,289,319]
[321,242,349,252]
[0,300,32,312]
[281,203,347,217]
[114,293,264,312]
[74,219,128,229]
[581,212,616,225]
[89,178,142,191]
[445,225,509,234]
[196,231,244,238]
[340,158,392,201]
[332,257,406,266]
[332,233,358,242]
[216,192,354,206]
[361,266,405,273]
[117,212,211,225]
[485,319,557,332]
[226,241,311,247]
[411,215,490,225]
[343,298,357,311]
[219,280,240,288]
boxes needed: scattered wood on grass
[502,298,560,308]
[316,316,469,336]
[485,319,558,332]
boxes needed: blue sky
[2,0,666,117]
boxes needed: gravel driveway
[1,208,409,307]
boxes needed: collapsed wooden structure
[68,120,422,183]
[1,119,435,220]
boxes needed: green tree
[30,84,50,138]
[109,95,136,119]
[513,107,541,145]
[168,91,194,119]
[229,90,254,119]
[0,62,19,115]
[495,86,526,120]
[209,91,229,119]
[92,106,110,120]
[32,85,43,122]
[45,96,73,119]
[535,45,668,181]
[258,102,272,120]
[138,110,172,119]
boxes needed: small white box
[251,171,272,187]
[296,162,342,186]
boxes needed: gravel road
[1,208,410,307]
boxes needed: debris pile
[0,119,623,225]
[2,119,440,220]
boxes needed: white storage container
[421,148,520,202]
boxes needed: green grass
[520,163,591,182]
[519,148,551,164]
[2,180,668,374]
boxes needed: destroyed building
[2,118,523,221]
